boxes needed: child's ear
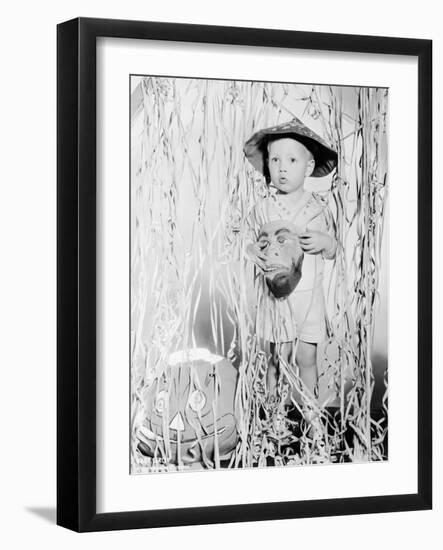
[305,158,315,177]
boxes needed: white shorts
[257,282,326,344]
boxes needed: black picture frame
[57,17,432,532]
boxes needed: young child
[243,118,338,426]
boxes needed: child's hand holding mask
[299,229,336,256]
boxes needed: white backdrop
[0,0,440,548]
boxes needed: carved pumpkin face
[137,349,238,466]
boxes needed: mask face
[257,220,304,298]
[138,353,238,466]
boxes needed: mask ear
[305,158,315,177]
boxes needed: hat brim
[243,120,338,178]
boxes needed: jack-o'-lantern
[137,349,238,467]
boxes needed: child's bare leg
[296,341,318,423]
[267,342,292,399]
[268,342,294,403]
[296,341,318,396]
[265,343,294,440]
[267,343,279,399]
[266,360,278,400]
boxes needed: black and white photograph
[130,76,389,473]
[0,0,436,542]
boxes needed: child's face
[267,138,315,194]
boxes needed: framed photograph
[57,17,432,532]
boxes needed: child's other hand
[246,242,267,271]
[299,230,333,255]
